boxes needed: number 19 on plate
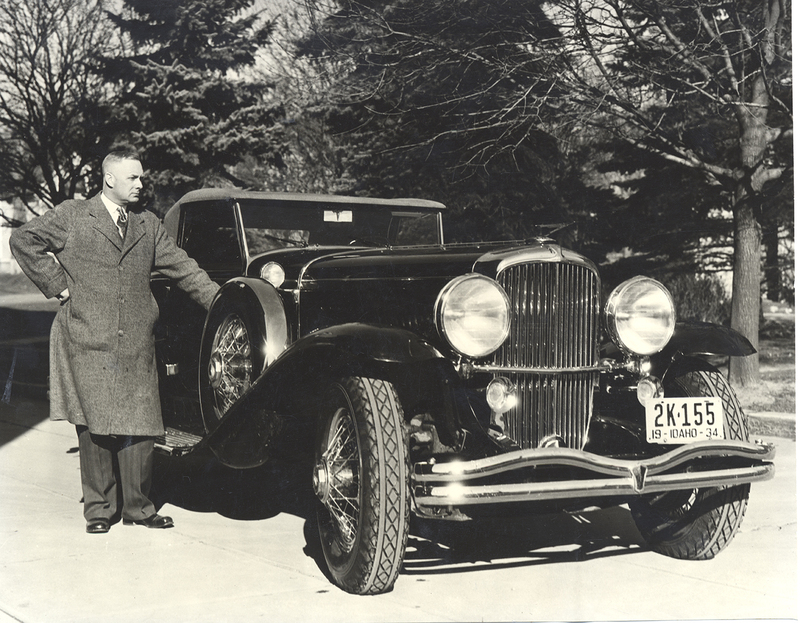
[645,397,725,444]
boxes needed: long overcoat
[10,194,219,436]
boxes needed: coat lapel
[87,194,123,252]
[121,210,146,258]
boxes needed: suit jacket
[10,194,219,435]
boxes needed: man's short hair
[102,148,141,175]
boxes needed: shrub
[662,273,731,325]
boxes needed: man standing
[10,149,219,534]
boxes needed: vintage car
[151,188,775,595]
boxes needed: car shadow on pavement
[403,506,647,576]
[151,447,648,583]
[151,446,334,580]
[152,447,317,522]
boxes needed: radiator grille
[493,261,600,449]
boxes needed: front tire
[630,360,750,560]
[314,377,410,594]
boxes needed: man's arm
[9,207,70,299]
[152,219,220,310]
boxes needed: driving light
[486,377,517,413]
[260,262,285,288]
[435,274,511,358]
[605,277,675,355]
[637,375,664,406]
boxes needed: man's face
[104,158,143,206]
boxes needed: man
[10,149,219,534]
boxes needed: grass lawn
[735,331,796,415]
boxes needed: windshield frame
[233,199,444,263]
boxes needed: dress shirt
[101,193,126,237]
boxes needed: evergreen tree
[103,0,288,213]
[297,0,578,241]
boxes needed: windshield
[238,199,442,256]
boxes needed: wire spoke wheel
[314,377,410,595]
[315,407,362,552]
[207,313,253,419]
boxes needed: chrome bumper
[412,440,775,507]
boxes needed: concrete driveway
[0,290,796,622]
[0,393,795,623]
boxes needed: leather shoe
[86,518,110,534]
[123,514,174,529]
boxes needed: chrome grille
[493,261,599,449]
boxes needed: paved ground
[0,399,796,621]
[0,291,796,622]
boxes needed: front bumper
[412,440,775,508]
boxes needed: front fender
[650,321,755,376]
[668,321,756,357]
[206,323,447,468]
[203,277,290,370]
[288,322,446,366]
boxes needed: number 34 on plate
[645,397,725,444]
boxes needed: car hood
[290,240,596,284]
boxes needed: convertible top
[163,189,447,241]
[173,188,447,210]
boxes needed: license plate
[645,397,725,444]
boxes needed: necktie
[116,206,128,238]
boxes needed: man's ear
[104,172,115,188]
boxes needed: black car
[152,188,775,595]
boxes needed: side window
[180,201,242,272]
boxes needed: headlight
[259,262,285,288]
[604,276,676,355]
[435,274,511,358]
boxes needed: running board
[154,427,204,456]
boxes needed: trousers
[76,425,156,522]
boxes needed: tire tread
[322,377,410,595]
[630,364,751,560]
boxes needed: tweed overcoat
[10,194,219,436]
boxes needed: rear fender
[206,323,452,468]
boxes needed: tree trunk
[728,54,773,389]
[728,198,761,388]
[763,223,781,302]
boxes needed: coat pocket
[65,296,112,351]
